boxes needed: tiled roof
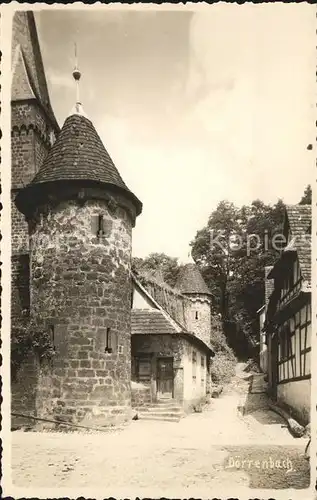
[176,263,211,295]
[131,309,178,335]
[285,204,311,237]
[28,113,142,213]
[268,205,311,288]
[12,11,59,131]
[285,205,311,287]
[296,235,311,287]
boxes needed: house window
[136,357,151,382]
[192,349,197,381]
[195,311,199,320]
[279,325,290,361]
[278,320,296,381]
[201,355,204,367]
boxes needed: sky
[35,5,315,262]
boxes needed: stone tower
[15,59,142,425]
[11,11,60,322]
[176,263,212,347]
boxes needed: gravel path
[8,364,311,497]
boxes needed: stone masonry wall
[184,294,211,347]
[12,103,53,189]
[11,253,30,321]
[14,197,135,427]
[131,382,152,408]
[11,102,56,323]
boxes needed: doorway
[157,357,174,399]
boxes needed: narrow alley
[11,364,310,496]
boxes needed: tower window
[195,311,199,320]
[91,214,105,238]
[97,214,104,238]
[49,325,56,353]
[47,323,67,356]
[91,214,113,239]
[104,327,118,354]
[105,327,112,353]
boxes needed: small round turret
[177,263,212,347]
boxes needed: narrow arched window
[195,311,198,320]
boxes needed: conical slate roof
[17,111,142,215]
[176,263,211,295]
[32,113,127,188]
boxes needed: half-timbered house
[257,266,274,373]
[264,205,311,424]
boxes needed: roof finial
[186,245,195,264]
[72,42,81,111]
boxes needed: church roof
[11,11,59,131]
[11,44,36,101]
[176,263,211,295]
[17,112,142,215]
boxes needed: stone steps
[140,407,183,415]
[139,414,181,423]
[135,399,183,422]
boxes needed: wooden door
[157,357,173,399]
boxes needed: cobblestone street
[9,366,311,497]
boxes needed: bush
[210,351,236,385]
[210,314,236,385]
[11,314,55,382]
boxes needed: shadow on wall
[11,352,38,429]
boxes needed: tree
[191,198,285,344]
[191,201,242,317]
[132,252,181,288]
[299,184,312,205]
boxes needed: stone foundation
[131,381,152,408]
